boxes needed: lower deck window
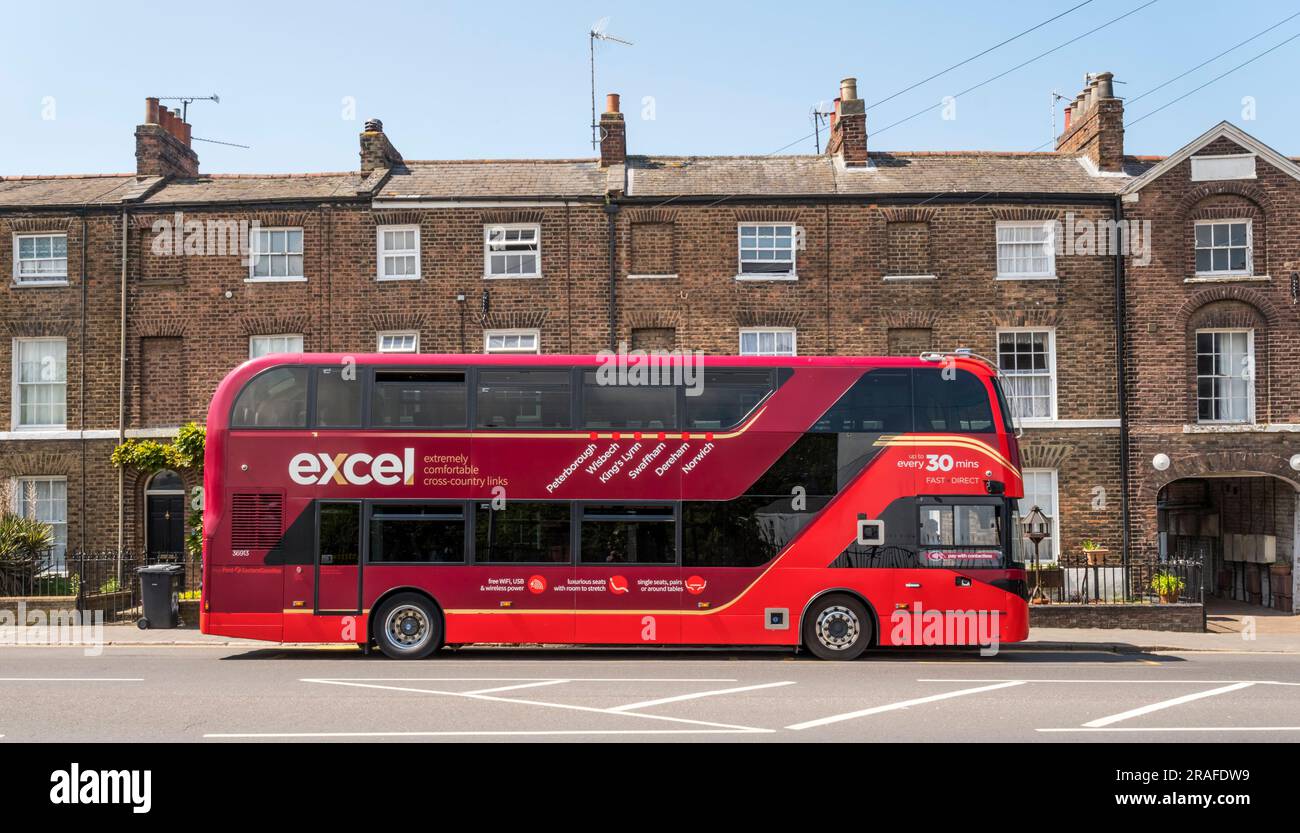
[580,505,675,564]
[920,504,1001,547]
[369,504,465,563]
[475,502,571,563]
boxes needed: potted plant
[1081,539,1108,566]
[1150,572,1185,604]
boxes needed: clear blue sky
[3,0,1298,175]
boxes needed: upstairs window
[484,224,540,278]
[581,370,676,431]
[249,228,304,282]
[484,329,540,354]
[683,370,773,430]
[377,226,420,280]
[997,329,1056,421]
[1194,220,1251,276]
[14,233,68,284]
[738,327,797,356]
[377,332,419,353]
[995,221,1055,279]
[738,223,796,278]
[1196,329,1254,424]
[249,334,303,359]
[371,370,466,429]
[13,338,67,429]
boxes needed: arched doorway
[1157,473,1298,612]
[145,470,185,560]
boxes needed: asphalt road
[1,645,1297,742]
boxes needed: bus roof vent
[231,493,284,551]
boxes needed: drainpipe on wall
[1114,195,1132,576]
[605,202,620,351]
[79,210,88,552]
[117,209,128,580]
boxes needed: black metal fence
[0,549,201,622]
[1027,556,1206,606]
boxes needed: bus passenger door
[315,501,363,613]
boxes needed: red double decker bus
[200,351,1029,660]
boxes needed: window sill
[1185,274,1269,284]
[627,273,678,280]
[1020,418,1121,429]
[483,274,542,280]
[10,279,69,288]
[734,274,798,282]
[244,276,307,284]
[883,274,937,282]
[376,275,422,282]
[1183,422,1297,433]
[995,274,1057,281]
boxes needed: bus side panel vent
[231,493,285,551]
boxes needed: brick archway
[1136,453,1300,509]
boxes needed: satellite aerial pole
[589,18,633,150]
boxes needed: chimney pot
[605,93,620,114]
[364,118,384,133]
[145,97,160,125]
[1095,71,1115,99]
[840,77,859,101]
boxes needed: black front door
[147,494,185,558]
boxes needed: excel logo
[289,449,415,486]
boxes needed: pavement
[0,644,1296,742]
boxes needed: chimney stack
[135,97,199,178]
[599,93,626,167]
[825,76,867,167]
[359,118,404,174]
[1056,71,1124,173]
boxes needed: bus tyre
[803,594,871,661]
[374,594,442,660]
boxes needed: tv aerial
[152,94,250,149]
[589,18,633,150]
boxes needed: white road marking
[786,681,1025,731]
[310,677,737,683]
[463,680,571,695]
[0,678,144,682]
[299,677,772,733]
[609,681,796,712]
[1082,682,1255,728]
[919,678,1300,685]
[205,728,755,739]
[1040,726,1300,733]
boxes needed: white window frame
[483,329,540,354]
[1018,468,1060,565]
[736,223,797,280]
[11,475,68,569]
[1194,219,1253,278]
[249,334,304,359]
[483,223,541,279]
[376,225,421,281]
[996,327,1057,423]
[11,337,67,430]
[377,331,420,353]
[247,227,305,283]
[738,327,798,356]
[1195,328,1255,425]
[995,220,1056,280]
[12,232,69,285]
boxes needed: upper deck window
[683,370,773,430]
[476,369,570,429]
[581,370,676,431]
[912,368,995,432]
[813,367,995,435]
[372,370,467,429]
[231,367,309,428]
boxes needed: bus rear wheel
[803,594,872,661]
[374,594,442,660]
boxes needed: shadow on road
[217,644,1185,664]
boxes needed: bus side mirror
[985,480,1005,495]
[857,519,885,546]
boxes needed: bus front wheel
[803,594,872,661]
[374,593,443,660]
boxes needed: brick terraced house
[1,74,1296,612]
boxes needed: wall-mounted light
[1152,453,1171,472]
[1290,454,1300,472]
